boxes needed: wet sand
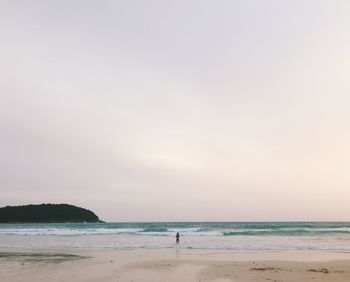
[1,249,350,281]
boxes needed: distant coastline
[0,204,103,223]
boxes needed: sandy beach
[1,249,350,281]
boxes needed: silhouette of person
[176,232,180,244]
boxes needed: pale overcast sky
[1,1,350,221]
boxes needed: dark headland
[0,204,104,223]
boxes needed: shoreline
[1,249,350,281]
[2,233,350,252]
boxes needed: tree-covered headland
[0,204,103,223]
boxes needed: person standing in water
[176,232,180,244]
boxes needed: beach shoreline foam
[1,222,350,252]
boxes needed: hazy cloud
[1,0,350,221]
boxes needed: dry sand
[1,249,350,281]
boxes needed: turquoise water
[1,222,350,250]
[0,222,350,236]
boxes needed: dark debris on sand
[0,252,89,263]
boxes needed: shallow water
[1,222,350,251]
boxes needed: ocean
[1,222,350,251]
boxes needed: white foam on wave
[1,226,350,236]
[140,230,223,236]
[223,228,273,233]
[278,227,350,232]
[0,227,224,236]
[0,228,144,236]
[167,228,201,232]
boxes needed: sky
[1,1,350,221]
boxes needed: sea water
[0,222,350,251]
